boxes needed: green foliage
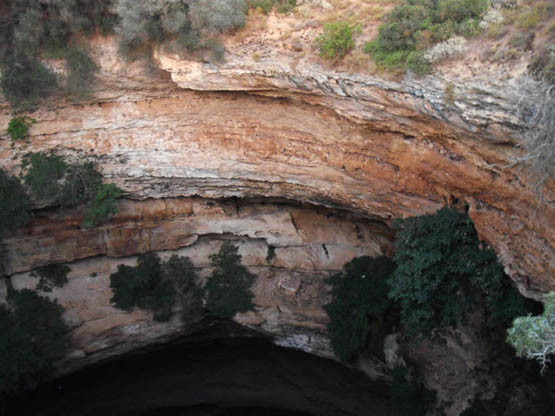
[115,0,244,61]
[249,0,297,14]
[60,162,104,208]
[31,264,71,293]
[324,256,397,362]
[406,51,432,75]
[389,366,437,416]
[0,288,69,393]
[365,0,488,74]
[20,153,121,227]
[190,0,248,33]
[315,22,360,60]
[110,253,204,322]
[7,116,34,142]
[22,152,68,203]
[507,292,555,373]
[0,169,31,238]
[389,207,528,339]
[0,1,113,108]
[0,57,58,109]
[110,253,176,321]
[82,183,122,229]
[65,45,98,100]
[167,255,205,322]
[205,242,255,318]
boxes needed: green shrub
[0,287,69,393]
[82,183,122,228]
[365,0,488,74]
[110,253,204,322]
[388,207,528,338]
[315,22,360,60]
[31,263,71,292]
[20,153,121,227]
[389,365,438,416]
[324,256,397,362]
[436,0,488,23]
[0,1,113,107]
[507,292,555,374]
[0,169,31,238]
[190,0,247,33]
[406,51,431,75]
[65,45,98,100]
[7,116,33,141]
[115,0,243,61]
[205,242,255,318]
[60,161,104,208]
[0,57,58,109]
[167,255,205,322]
[22,152,67,203]
[110,253,176,321]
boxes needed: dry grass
[234,9,269,42]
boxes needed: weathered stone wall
[0,35,553,382]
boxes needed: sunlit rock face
[0,35,553,375]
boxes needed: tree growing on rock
[205,242,255,318]
[388,207,528,338]
[324,255,397,362]
[507,292,555,374]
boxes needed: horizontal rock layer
[2,199,391,373]
[0,35,553,378]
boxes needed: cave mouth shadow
[5,320,391,416]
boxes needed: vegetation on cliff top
[115,0,246,63]
[0,0,110,108]
[364,0,488,75]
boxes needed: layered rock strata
[1,199,392,373]
[0,34,553,378]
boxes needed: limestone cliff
[0,26,553,387]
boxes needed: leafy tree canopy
[205,242,255,318]
[324,255,397,362]
[0,168,31,238]
[110,253,176,322]
[110,253,204,322]
[389,207,528,338]
[0,288,69,393]
[31,263,71,292]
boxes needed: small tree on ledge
[205,242,255,319]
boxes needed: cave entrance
[5,323,391,416]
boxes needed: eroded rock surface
[2,199,391,373]
[0,35,553,381]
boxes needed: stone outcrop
[0,32,553,381]
[1,199,391,373]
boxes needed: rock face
[0,35,553,378]
[2,198,392,373]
